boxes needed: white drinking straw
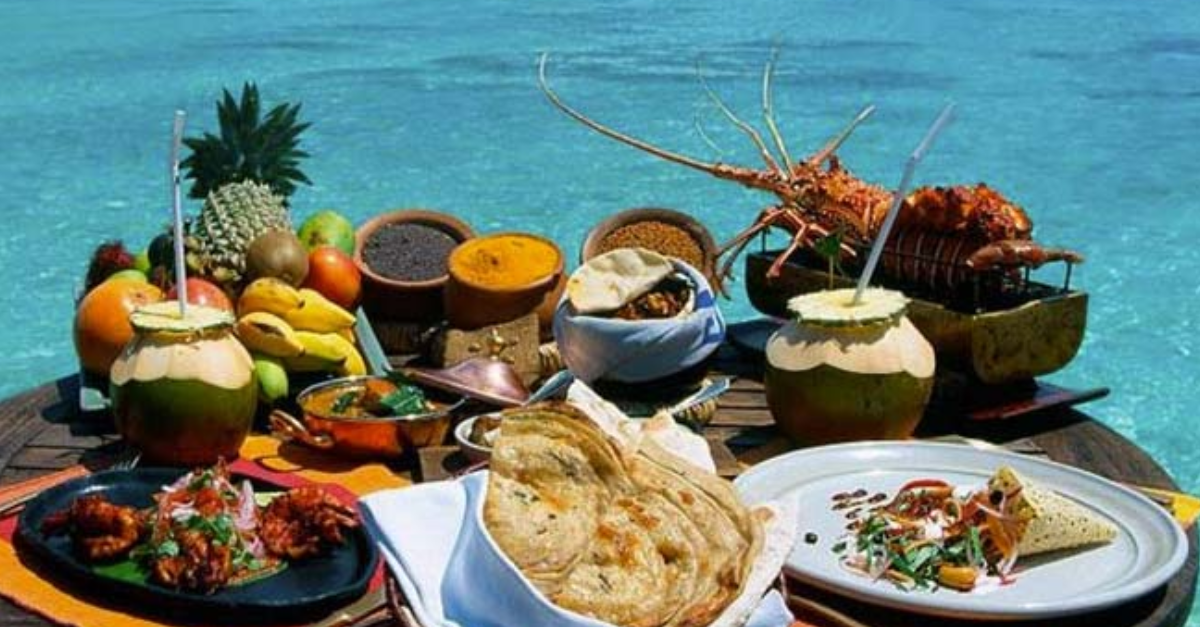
[169,110,188,317]
[852,103,956,305]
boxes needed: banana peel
[287,330,365,376]
[294,330,349,364]
[329,334,366,377]
[236,280,364,375]
[238,278,304,317]
[284,289,356,333]
[284,352,346,372]
[236,312,304,358]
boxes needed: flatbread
[628,439,761,627]
[989,466,1117,556]
[484,405,630,589]
[483,402,763,627]
[552,491,706,626]
[567,248,674,314]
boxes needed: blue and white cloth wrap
[552,260,726,383]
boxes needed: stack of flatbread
[484,403,764,627]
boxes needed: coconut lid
[130,301,235,334]
[787,288,909,327]
[566,247,674,314]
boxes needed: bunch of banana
[235,279,366,388]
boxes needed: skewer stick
[852,103,955,305]
[169,110,188,317]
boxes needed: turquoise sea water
[2,0,1199,617]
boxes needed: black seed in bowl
[363,222,460,282]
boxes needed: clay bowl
[354,209,475,323]
[443,232,565,334]
[581,207,719,288]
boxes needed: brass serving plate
[745,251,1087,385]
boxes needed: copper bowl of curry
[443,232,566,335]
[269,375,464,459]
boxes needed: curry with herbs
[300,377,432,420]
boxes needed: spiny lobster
[537,54,1082,297]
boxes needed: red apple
[167,277,234,312]
[303,246,361,310]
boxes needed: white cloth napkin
[363,472,795,627]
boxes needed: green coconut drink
[765,288,935,445]
[110,302,257,465]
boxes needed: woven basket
[380,571,869,627]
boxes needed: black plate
[15,468,377,625]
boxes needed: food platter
[734,441,1187,621]
[15,468,378,624]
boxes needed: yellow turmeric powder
[449,233,561,288]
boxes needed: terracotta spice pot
[581,207,719,289]
[443,232,565,337]
[354,209,474,323]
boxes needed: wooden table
[0,348,1195,627]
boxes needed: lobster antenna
[695,59,785,178]
[809,104,876,166]
[693,109,726,156]
[853,103,956,305]
[538,53,723,176]
[761,49,795,174]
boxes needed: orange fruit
[74,278,164,376]
[302,246,361,310]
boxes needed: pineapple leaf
[182,82,311,200]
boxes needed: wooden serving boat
[744,249,1087,385]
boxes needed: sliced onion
[170,503,198,521]
[867,547,891,580]
[235,480,258,531]
[245,534,266,559]
[164,471,197,493]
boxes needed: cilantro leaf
[188,469,214,491]
[380,385,428,416]
[332,391,359,414]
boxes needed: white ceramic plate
[734,441,1188,621]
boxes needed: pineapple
[181,82,311,199]
[786,288,910,327]
[185,181,290,287]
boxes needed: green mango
[253,354,289,404]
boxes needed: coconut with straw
[763,106,954,445]
[109,111,258,465]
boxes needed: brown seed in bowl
[598,220,705,270]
